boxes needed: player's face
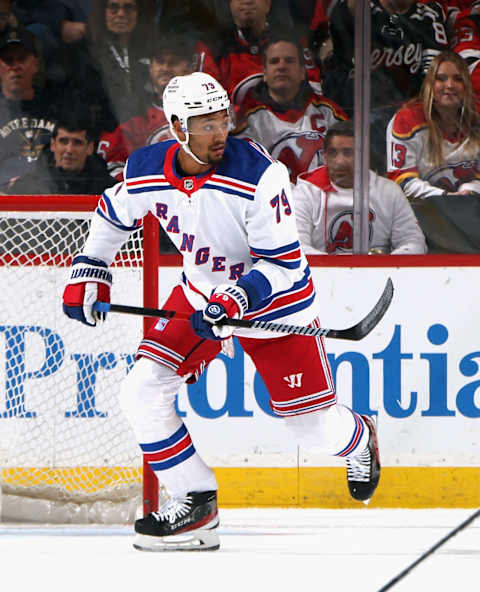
[433,61,465,111]
[50,128,94,173]
[324,135,354,188]
[188,110,230,165]
[0,45,39,98]
[230,0,271,29]
[105,0,137,36]
[263,42,305,100]
[149,55,191,98]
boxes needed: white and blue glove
[190,284,249,341]
[62,255,112,326]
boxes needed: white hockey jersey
[386,101,480,198]
[292,166,427,254]
[234,85,347,182]
[82,137,320,334]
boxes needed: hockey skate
[133,490,220,551]
[346,415,380,504]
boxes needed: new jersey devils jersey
[292,165,426,254]
[327,0,448,110]
[387,102,480,198]
[452,9,480,97]
[98,104,172,180]
[82,137,320,335]
[199,28,322,109]
[234,83,347,182]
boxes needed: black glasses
[106,3,137,14]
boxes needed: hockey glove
[190,284,249,341]
[62,255,112,326]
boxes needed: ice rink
[1,508,478,592]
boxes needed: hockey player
[294,121,426,254]
[62,72,381,552]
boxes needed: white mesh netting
[0,208,146,524]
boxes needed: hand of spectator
[61,21,87,43]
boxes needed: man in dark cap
[0,29,63,190]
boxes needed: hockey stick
[94,278,393,341]
[377,507,480,591]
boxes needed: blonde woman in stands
[387,51,480,199]
[386,51,480,252]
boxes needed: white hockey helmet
[163,72,230,164]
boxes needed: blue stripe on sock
[139,424,187,453]
[149,445,196,471]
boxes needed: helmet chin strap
[174,127,209,166]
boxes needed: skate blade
[133,529,220,552]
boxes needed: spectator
[323,0,448,172]
[87,0,156,124]
[293,121,426,254]
[8,114,116,195]
[12,1,67,60]
[0,1,19,36]
[154,0,295,36]
[452,2,480,98]
[0,29,65,190]
[233,34,347,182]
[58,0,93,44]
[437,0,477,33]
[154,1,223,38]
[308,0,335,52]
[98,36,195,180]
[200,0,321,110]
[387,51,480,253]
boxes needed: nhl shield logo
[184,178,194,191]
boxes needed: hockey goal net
[0,195,159,524]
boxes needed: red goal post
[0,194,160,523]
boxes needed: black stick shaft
[378,508,480,591]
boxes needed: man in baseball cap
[0,29,38,56]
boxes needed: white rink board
[1,265,479,468]
[159,266,480,468]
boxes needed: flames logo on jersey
[327,209,375,254]
[424,160,480,192]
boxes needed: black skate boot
[133,490,219,551]
[346,415,381,503]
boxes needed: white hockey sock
[140,420,218,497]
[283,404,369,457]
[119,357,217,498]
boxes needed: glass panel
[3,3,477,256]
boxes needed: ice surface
[1,508,478,592]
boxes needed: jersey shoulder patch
[126,140,177,179]
[218,136,274,185]
[391,103,427,140]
